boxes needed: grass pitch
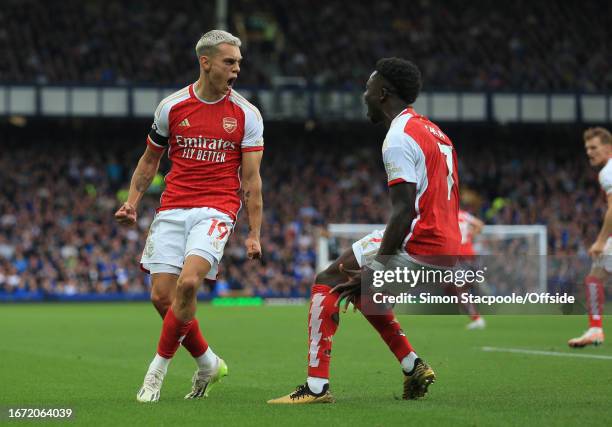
[0,303,610,426]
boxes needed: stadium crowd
[2,0,610,91]
[0,126,603,299]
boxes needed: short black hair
[375,58,422,104]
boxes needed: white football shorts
[351,228,454,271]
[351,228,414,268]
[141,207,234,280]
[594,236,612,273]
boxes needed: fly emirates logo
[175,134,237,163]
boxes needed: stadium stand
[0,123,601,299]
[1,0,610,90]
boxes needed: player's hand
[114,202,137,226]
[245,236,262,260]
[588,240,606,258]
[330,264,363,312]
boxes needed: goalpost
[317,224,548,292]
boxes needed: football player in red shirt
[269,58,460,404]
[115,30,264,402]
[455,209,486,329]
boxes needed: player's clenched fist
[588,240,606,258]
[245,236,262,259]
[114,202,137,226]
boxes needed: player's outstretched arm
[589,193,612,257]
[376,182,417,261]
[114,146,164,226]
[241,150,263,259]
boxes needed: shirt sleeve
[146,101,171,152]
[599,164,612,194]
[241,105,264,152]
[465,212,477,225]
[382,133,420,186]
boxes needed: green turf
[0,303,610,426]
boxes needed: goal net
[317,224,548,293]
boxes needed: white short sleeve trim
[152,86,190,138]
[599,158,612,195]
[230,91,264,150]
[382,113,424,186]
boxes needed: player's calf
[307,284,340,383]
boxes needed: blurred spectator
[1,0,610,91]
[0,125,605,298]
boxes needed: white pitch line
[481,346,612,360]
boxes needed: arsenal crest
[223,117,238,133]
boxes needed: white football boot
[136,368,165,403]
[568,327,604,348]
[466,317,486,330]
[184,357,228,399]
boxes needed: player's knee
[176,275,200,300]
[314,266,341,287]
[588,267,607,281]
[150,291,172,316]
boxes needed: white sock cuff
[149,353,171,374]
[195,347,218,370]
[307,376,329,394]
[401,351,418,373]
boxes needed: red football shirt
[146,83,264,220]
[382,108,460,259]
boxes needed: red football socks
[306,285,416,379]
[585,275,604,328]
[307,285,340,379]
[157,307,194,359]
[356,298,414,362]
[181,318,209,358]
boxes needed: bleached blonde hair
[584,127,612,145]
[195,30,241,57]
